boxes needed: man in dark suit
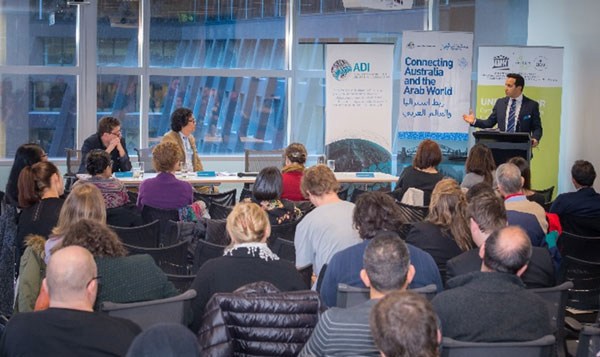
[446,190,555,288]
[550,160,600,218]
[78,116,132,173]
[463,73,543,147]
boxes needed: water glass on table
[327,159,336,172]
[133,162,144,178]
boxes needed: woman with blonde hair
[189,202,307,332]
[405,178,474,281]
[281,142,308,201]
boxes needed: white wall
[528,0,600,193]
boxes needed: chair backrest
[192,239,226,274]
[202,218,230,246]
[194,189,237,208]
[165,274,196,294]
[559,216,600,237]
[271,237,296,263]
[244,149,285,172]
[316,264,328,293]
[441,335,556,357]
[336,283,438,308]
[208,202,233,220]
[269,219,301,243]
[532,186,554,204]
[124,240,189,275]
[557,232,600,262]
[350,188,367,203]
[239,187,253,201]
[65,148,82,176]
[141,205,180,245]
[560,256,600,312]
[530,281,574,357]
[576,325,600,357]
[396,201,429,223]
[109,220,161,248]
[100,289,196,330]
[127,191,138,203]
[411,284,438,301]
[134,147,155,173]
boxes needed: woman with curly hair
[58,219,178,309]
[74,149,129,209]
[405,178,474,281]
[281,142,308,201]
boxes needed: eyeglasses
[41,153,48,158]
[110,130,122,136]
[86,275,102,288]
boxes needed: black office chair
[269,219,301,243]
[165,274,197,294]
[194,189,237,208]
[133,147,155,173]
[575,325,600,357]
[396,201,429,223]
[337,186,349,201]
[271,237,296,263]
[141,205,180,246]
[201,218,230,246]
[336,283,438,308]
[441,335,556,357]
[191,239,226,274]
[208,202,232,220]
[109,220,161,248]
[532,186,554,204]
[531,281,574,357]
[124,240,189,275]
[559,217,600,237]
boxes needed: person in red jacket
[281,142,307,201]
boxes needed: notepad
[355,172,375,178]
[114,172,133,178]
[196,171,216,177]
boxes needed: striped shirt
[299,299,379,357]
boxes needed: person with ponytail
[15,162,64,263]
[5,143,47,206]
[281,142,308,201]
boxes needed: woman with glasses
[78,116,132,174]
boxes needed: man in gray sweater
[432,226,552,342]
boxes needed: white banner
[325,44,394,153]
[477,46,563,87]
[398,31,473,141]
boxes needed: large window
[0,0,477,161]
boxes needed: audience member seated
[395,139,444,206]
[405,179,474,280]
[0,246,140,356]
[508,156,546,206]
[432,226,552,342]
[550,160,600,218]
[78,116,131,174]
[189,202,307,332]
[160,107,211,193]
[15,161,64,265]
[57,220,178,310]
[127,323,199,357]
[74,149,129,209]
[137,141,193,211]
[496,163,548,238]
[300,233,415,356]
[245,166,302,225]
[45,184,107,263]
[5,143,47,206]
[294,165,361,280]
[370,291,441,357]
[320,192,442,307]
[461,143,496,190]
[446,190,555,288]
[198,281,322,356]
[281,142,307,201]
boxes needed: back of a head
[253,166,283,201]
[363,232,410,292]
[507,156,531,190]
[465,182,495,203]
[226,202,270,247]
[495,163,523,195]
[353,192,404,239]
[53,183,106,236]
[300,164,339,197]
[285,143,307,166]
[428,178,473,251]
[413,139,442,170]
[127,323,199,357]
[46,245,97,305]
[483,226,532,275]
[370,290,439,357]
[62,219,126,258]
[152,141,179,172]
[86,149,111,176]
[6,143,45,205]
[170,107,193,132]
[465,144,496,185]
[468,191,507,235]
[17,161,59,208]
[97,116,120,135]
[571,160,596,187]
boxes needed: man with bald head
[0,246,140,356]
[432,226,551,342]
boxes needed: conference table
[113,171,398,187]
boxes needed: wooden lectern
[473,130,532,166]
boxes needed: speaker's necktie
[507,99,516,132]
